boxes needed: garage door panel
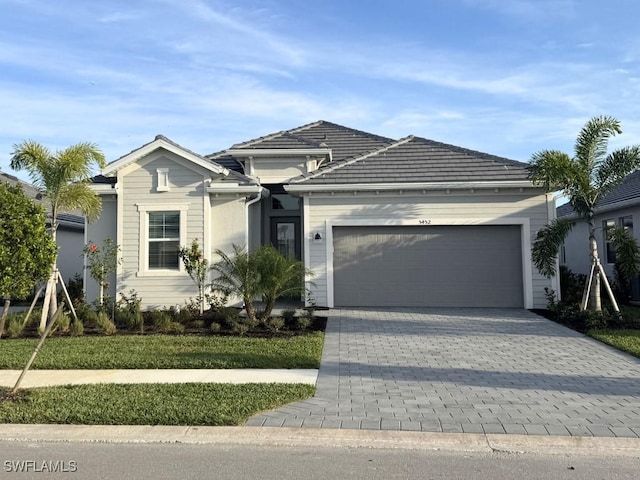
[333,225,523,308]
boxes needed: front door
[270,217,301,260]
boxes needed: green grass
[588,329,640,359]
[0,383,314,425]
[0,333,324,369]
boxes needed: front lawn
[588,329,640,359]
[0,383,314,425]
[0,333,324,369]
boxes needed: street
[1,441,638,480]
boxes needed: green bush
[79,307,99,328]
[114,308,142,330]
[295,315,312,331]
[558,266,586,306]
[282,309,297,329]
[70,319,84,336]
[266,316,285,333]
[5,313,26,338]
[54,312,71,333]
[67,274,85,304]
[96,311,117,335]
[147,311,184,333]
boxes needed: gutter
[285,180,536,193]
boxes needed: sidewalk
[0,369,318,388]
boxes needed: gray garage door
[333,225,523,308]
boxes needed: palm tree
[10,140,106,328]
[210,244,311,326]
[528,116,640,312]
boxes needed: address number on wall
[418,220,432,225]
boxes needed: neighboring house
[0,171,85,286]
[558,170,640,300]
[87,121,555,310]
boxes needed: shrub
[148,311,184,333]
[70,319,84,336]
[282,309,297,329]
[55,312,71,333]
[66,274,85,304]
[5,313,26,338]
[78,307,99,327]
[209,322,221,333]
[116,290,143,331]
[96,311,117,335]
[295,315,312,331]
[266,316,285,333]
[558,266,586,306]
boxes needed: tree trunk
[0,298,10,339]
[588,218,602,312]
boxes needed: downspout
[549,192,565,300]
[245,187,263,251]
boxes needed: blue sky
[1,0,639,181]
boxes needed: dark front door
[270,217,301,260]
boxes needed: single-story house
[86,121,556,310]
[558,170,640,300]
[0,171,85,286]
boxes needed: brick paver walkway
[247,308,640,437]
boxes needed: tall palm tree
[528,116,640,311]
[10,140,106,327]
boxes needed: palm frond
[532,218,576,278]
[527,150,576,193]
[595,146,640,196]
[56,142,106,181]
[10,141,51,190]
[574,115,621,174]
[607,226,640,281]
[57,183,103,221]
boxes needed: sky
[1,0,639,182]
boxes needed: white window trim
[137,203,189,277]
[156,168,169,192]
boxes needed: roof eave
[285,180,537,193]
[226,148,332,157]
[206,183,266,196]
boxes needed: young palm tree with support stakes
[10,141,106,330]
[528,116,640,312]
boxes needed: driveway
[247,308,640,437]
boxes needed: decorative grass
[0,383,314,425]
[588,329,640,359]
[0,333,324,369]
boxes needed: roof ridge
[290,120,395,143]
[290,136,415,183]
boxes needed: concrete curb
[1,425,639,458]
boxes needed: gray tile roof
[225,120,394,162]
[290,136,530,184]
[557,170,640,218]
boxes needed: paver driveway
[247,308,640,437]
